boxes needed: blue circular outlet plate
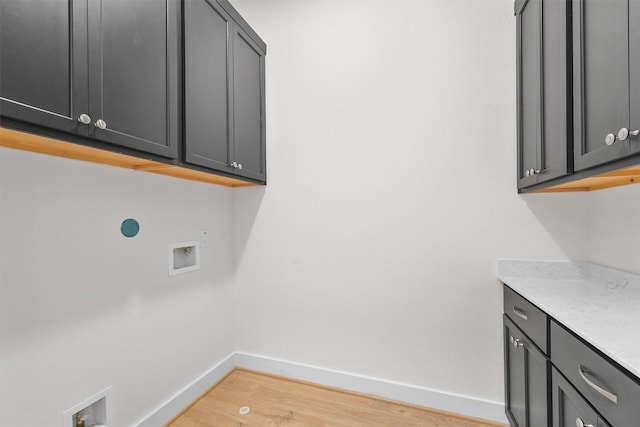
[121,218,140,238]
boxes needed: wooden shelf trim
[535,164,640,193]
[0,127,255,188]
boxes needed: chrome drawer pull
[576,417,594,427]
[512,306,528,320]
[579,366,618,404]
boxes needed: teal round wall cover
[121,218,140,238]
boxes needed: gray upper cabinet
[516,0,540,189]
[573,0,636,170]
[516,0,571,190]
[0,0,88,135]
[231,23,266,182]
[629,0,640,156]
[184,0,266,183]
[184,0,232,171]
[87,0,179,158]
[0,0,179,159]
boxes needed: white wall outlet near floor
[62,387,111,427]
[169,241,200,276]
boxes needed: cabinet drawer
[504,286,548,354]
[552,367,610,427]
[551,320,640,426]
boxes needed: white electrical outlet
[200,230,209,248]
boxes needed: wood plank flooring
[166,369,507,427]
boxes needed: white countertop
[498,260,640,379]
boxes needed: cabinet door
[184,0,233,172]
[516,0,541,189]
[573,0,630,170]
[552,367,611,427]
[630,0,640,154]
[231,23,266,182]
[539,0,570,183]
[504,315,549,427]
[87,0,178,158]
[0,0,88,134]
[516,0,570,190]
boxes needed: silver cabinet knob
[231,161,238,168]
[78,114,91,125]
[525,170,530,177]
[95,119,107,130]
[605,133,617,145]
[237,163,243,170]
[511,337,523,349]
[617,127,640,141]
[576,417,594,427]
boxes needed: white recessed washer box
[62,386,111,427]
[169,241,200,276]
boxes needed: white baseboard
[235,352,508,424]
[137,352,508,425]
[136,353,236,427]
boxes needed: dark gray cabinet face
[88,0,178,158]
[232,25,266,182]
[516,0,569,189]
[630,0,640,155]
[504,315,549,427]
[552,368,611,427]
[184,0,232,171]
[516,0,540,189]
[540,0,569,180]
[184,0,266,183]
[0,0,177,159]
[573,0,631,170]
[0,0,88,134]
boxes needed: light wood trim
[0,127,256,188]
[535,164,640,193]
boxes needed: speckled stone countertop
[498,260,640,379]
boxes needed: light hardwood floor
[166,369,507,427]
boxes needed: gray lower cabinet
[504,315,550,427]
[552,367,610,427]
[550,320,640,427]
[0,0,179,159]
[572,0,639,171]
[184,0,266,183]
[503,285,640,427]
[515,0,571,190]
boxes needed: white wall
[232,0,589,415]
[587,184,640,274]
[0,148,236,427]
[3,1,638,425]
